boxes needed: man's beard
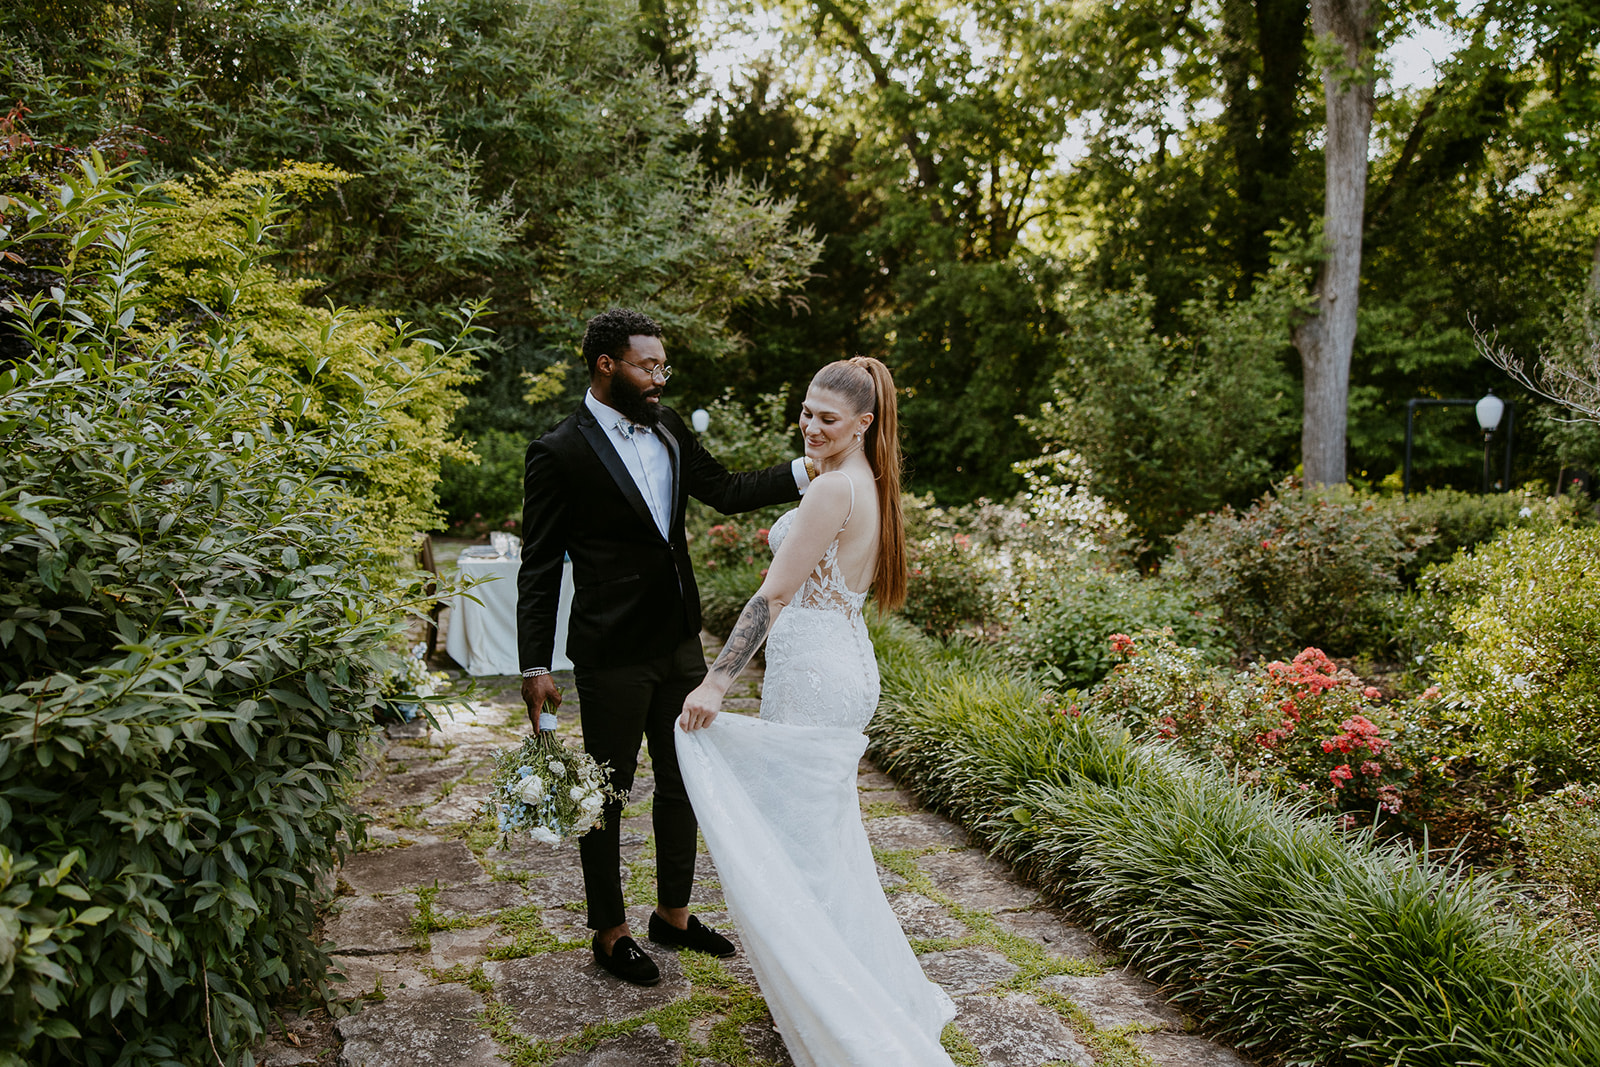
[610,373,663,428]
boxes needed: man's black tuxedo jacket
[516,402,800,671]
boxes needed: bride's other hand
[679,683,723,731]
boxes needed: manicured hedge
[865,616,1600,1067]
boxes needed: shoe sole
[594,959,661,986]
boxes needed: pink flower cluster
[1320,715,1391,756]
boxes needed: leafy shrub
[1514,784,1600,926]
[438,428,528,535]
[138,164,475,547]
[1424,525,1600,784]
[1025,272,1302,544]
[867,616,1600,1067]
[1087,633,1448,824]
[0,158,464,1061]
[1166,479,1429,657]
[1008,568,1223,689]
[903,532,995,639]
[1382,488,1582,584]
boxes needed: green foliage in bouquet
[0,158,472,1062]
[1166,479,1431,657]
[1423,524,1600,785]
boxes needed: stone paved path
[258,635,1258,1067]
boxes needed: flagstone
[329,952,430,998]
[740,1014,796,1066]
[990,908,1101,960]
[1042,966,1187,1030]
[417,781,494,826]
[865,812,971,852]
[335,984,499,1067]
[367,763,466,808]
[916,849,1039,912]
[484,949,693,1043]
[955,993,1092,1067]
[1133,1031,1259,1066]
[340,839,486,894]
[323,896,416,956]
[915,947,1020,995]
[891,892,970,940]
[549,1023,684,1067]
[431,881,528,918]
[428,927,501,968]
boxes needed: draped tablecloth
[446,554,574,675]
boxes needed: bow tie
[615,418,653,439]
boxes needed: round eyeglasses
[614,357,672,382]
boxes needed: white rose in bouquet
[513,775,546,805]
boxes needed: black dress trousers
[574,634,708,931]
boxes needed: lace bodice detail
[760,483,879,733]
[767,504,869,618]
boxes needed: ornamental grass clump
[866,614,1600,1067]
[0,158,474,1062]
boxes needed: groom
[516,307,807,986]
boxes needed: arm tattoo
[711,595,771,680]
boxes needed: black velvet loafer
[647,912,737,959]
[592,934,660,986]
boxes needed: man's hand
[522,673,562,732]
[678,681,723,732]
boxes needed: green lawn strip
[1036,990,1160,1067]
[867,615,1600,1067]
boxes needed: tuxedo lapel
[575,408,660,537]
[657,422,684,532]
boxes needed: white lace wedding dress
[676,502,957,1067]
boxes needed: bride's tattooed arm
[709,595,772,681]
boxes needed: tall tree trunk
[1293,0,1375,486]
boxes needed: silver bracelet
[521,667,551,679]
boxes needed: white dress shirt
[586,390,674,538]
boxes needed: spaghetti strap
[840,477,856,531]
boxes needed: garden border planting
[865,616,1600,1067]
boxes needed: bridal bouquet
[487,723,621,847]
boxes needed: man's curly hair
[581,308,663,375]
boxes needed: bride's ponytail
[847,357,905,610]
[810,357,906,607]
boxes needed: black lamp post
[1402,394,1515,499]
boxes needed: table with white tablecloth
[446,553,574,675]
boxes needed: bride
[676,357,957,1066]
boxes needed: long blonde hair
[810,357,906,609]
